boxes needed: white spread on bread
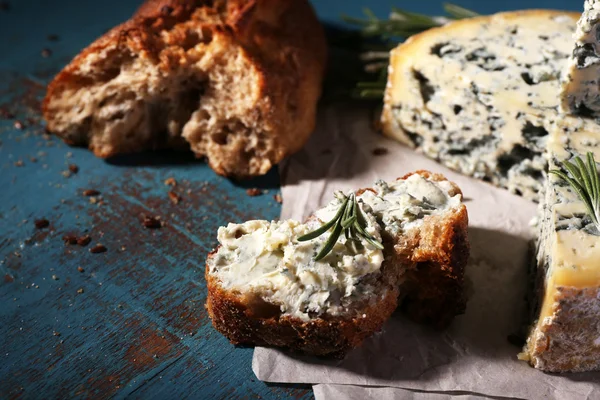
[207,174,462,320]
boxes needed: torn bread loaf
[42,0,326,178]
[522,116,600,372]
[560,0,600,116]
[381,11,579,201]
[205,171,469,356]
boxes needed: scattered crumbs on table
[77,235,91,246]
[372,147,389,156]
[120,245,126,252]
[168,191,181,204]
[89,244,106,254]
[41,48,52,58]
[246,188,262,197]
[143,216,162,229]
[34,219,49,229]
[77,266,84,273]
[51,275,58,281]
[0,108,14,119]
[65,152,73,158]
[14,160,24,167]
[76,288,84,294]
[273,194,283,204]
[82,189,100,196]
[29,156,37,163]
[53,331,61,337]
[68,164,79,174]
[164,177,177,186]
[61,170,72,178]
[63,235,77,245]
[13,120,24,130]
[89,196,98,204]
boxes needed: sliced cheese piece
[560,0,600,116]
[523,116,600,372]
[382,10,579,201]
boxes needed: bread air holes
[211,120,246,146]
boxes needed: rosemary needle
[340,3,479,99]
[550,152,600,232]
[298,193,383,261]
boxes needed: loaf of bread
[381,11,579,201]
[43,0,326,178]
[205,171,469,357]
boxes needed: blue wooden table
[0,0,582,398]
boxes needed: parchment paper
[313,384,494,400]
[251,104,600,399]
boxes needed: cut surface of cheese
[560,0,600,116]
[382,10,579,201]
[524,116,600,372]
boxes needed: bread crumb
[89,244,106,254]
[143,216,162,229]
[164,177,177,186]
[77,235,91,246]
[77,288,84,294]
[246,188,262,197]
[82,189,100,196]
[34,219,49,229]
[273,194,283,204]
[168,191,181,204]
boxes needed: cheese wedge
[561,0,600,116]
[522,116,600,372]
[381,10,579,201]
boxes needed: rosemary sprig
[550,152,600,231]
[340,3,479,99]
[297,193,384,261]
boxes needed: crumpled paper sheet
[252,104,600,399]
[313,384,493,400]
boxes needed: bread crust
[205,171,469,356]
[525,286,600,372]
[43,0,326,178]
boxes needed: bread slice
[560,1,600,116]
[381,11,579,201]
[205,171,469,357]
[521,116,600,372]
[42,0,326,178]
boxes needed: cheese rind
[560,1,600,116]
[382,11,579,201]
[523,116,600,372]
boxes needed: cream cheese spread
[207,174,462,320]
